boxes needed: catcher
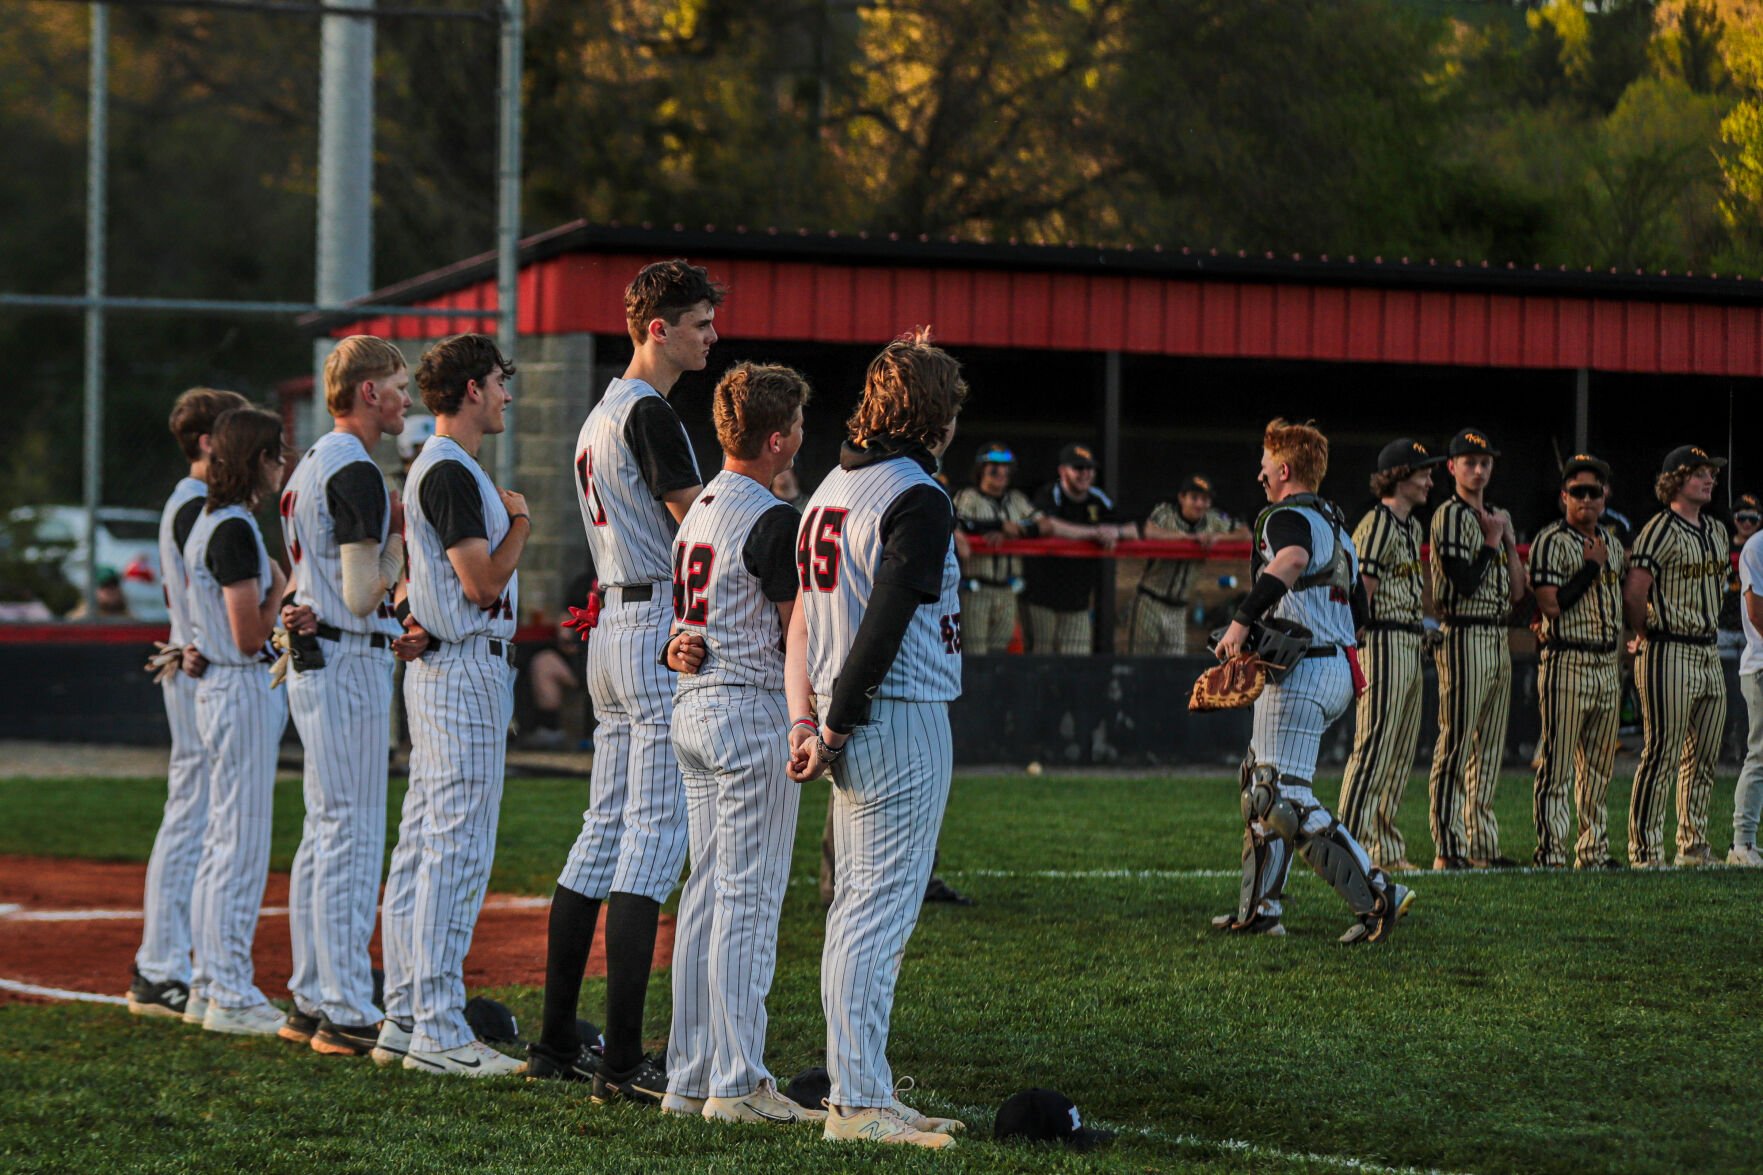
[1206,419,1414,944]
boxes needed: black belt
[1136,584,1187,609]
[314,622,390,649]
[1542,639,1619,655]
[1304,643,1343,659]
[1363,620,1424,635]
[615,583,654,603]
[424,636,517,664]
[1646,629,1716,647]
[1441,615,1506,629]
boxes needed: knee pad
[1241,763,1300,843]
[1298,822,1379,917]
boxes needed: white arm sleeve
[339,538,400,617]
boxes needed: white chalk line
[0,894,550,924]
[0,977,129,1006]
[789,863,1679,886]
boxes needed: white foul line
[0,895,551,924]
[0,977,129,1006]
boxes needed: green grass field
[2,766,1759,1174]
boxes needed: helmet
[398,414,437,461]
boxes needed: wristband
[394,598,411,624]
[793,717,818,731]
[509,513,529,525]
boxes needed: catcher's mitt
[1188,654,1270,712]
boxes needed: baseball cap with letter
[1058,443,1096,470]
[1560,453,1612,485]
[1179,474,1214,496]
[993,1088,1114,1151]
[1735,492,1761,524]
[1447,428,1500,458]
[1659,444,1726,475]
[1376,438,1445,474]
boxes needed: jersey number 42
[672,541,713,624]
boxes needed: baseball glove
[268,629,291,690]
[1188,655,1270,712]
[144,641,183,685]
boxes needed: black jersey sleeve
[625,396,703,500]
[205,517,262,587]
[327,461,389,545]
[418,460,487,549]
[1262,509,1313,557]
[875,485,955,600]
[172,498,204,552]
[742,503,801,604]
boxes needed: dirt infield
[0,855,672,1006]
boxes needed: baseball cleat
[1631,858,1672,870]
[1432,855,1472,871]
[1727,845,1763,867]
[703,1079,827,1125]
[310,1020,381,1057]
[823,1105,957,1149]
[591,1056,669,1107]
[1676,847,1721,868]
[1340,883,1414,945]
[922,877,973,906]
[1210,911,1285,936]
[402,1040,524,1078]
[370,1018,414,1067]
[181,992,209,1026]
[524,1041,600,1083]
[126,968,190,1019]
[891,1077,964,1134]
[1470,856,1519,869]
[661,1092,708,1117]
[203,1002,288,1036]
[278,1010,321,1045]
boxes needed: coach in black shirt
[1022,442,1135,654]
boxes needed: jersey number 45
[796,507,847,592]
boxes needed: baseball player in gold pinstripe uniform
[1132,475,1243,655]
[1427,428,1527,869]
[1338,439,1442,871]
[1623,445,1730,868]
[1529,455,1627,869]
[952,442,1035,655]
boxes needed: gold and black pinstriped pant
[959,586,1017,655]
[1023,604,1092,655]
[1629,641,1727,864]
[1531,649,1621,868]
[1337,629,1425,867]
[1428,624,1512,862]
[1127,592,1190,655]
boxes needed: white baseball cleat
[703,1079,827,1124]
[891,1076,965,1134]
[370,1019,413,1067]
[660,1092,707,1117]
[181,993,209,1026]
[202,1002,287,1036]
[823,1104,956,1149]
[402,1039,524,1078]
[1727,844,1763,867]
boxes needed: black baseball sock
[538,884,601,1056]
[600,891,661,1074]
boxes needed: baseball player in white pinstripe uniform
[371,334,528,1078]
[274,337,410,1057]
[656,363,824,1125]
[1211,419,1412,944]
[129,387,248,1021]
[787,330,969,1150]
[532,260,718,1102]
[182,406,291,1036]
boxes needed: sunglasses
[1737,512,1762,525]
[1565,485,1605,500]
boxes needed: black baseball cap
[994,1088,1113,1151]
[1447,428,1500,458]
[1375,438,1445,474]
[1058,443,1097,470]
[1660,444,1726,475]
[975,441,1016,465]
[1735,493,1761,518]
[784,1066,830,1111]
[1179,474,1215,496]
[1560,453,1612,485]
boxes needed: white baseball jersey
[280,430,400,637]
[403,435,518,642]
[574,377,702,587]
[671,470,799,694]
[1253,495,1361,649]
[160,477,207,646]
[799,453,963,703]
[184,505,273,666]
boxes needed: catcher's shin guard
[1297,817,1383,918]
[1232,760,1298,924]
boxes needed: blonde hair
[713,363,811,460]
[847,328,969,450]
[1264,418,1329,488]
[323,336,406,416]
[1655,463,1712,506]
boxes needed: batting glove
[144,641,184,685]
[562,594,601,640]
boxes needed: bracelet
[509,513,529,524]
[793,717,818,731]
[814,733,843,763]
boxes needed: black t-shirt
[205,517,261,587]
[1022,482,1121,611]
[626,396,702,500]
[743,502,802,604]
[172,498,204,553]
[328,461,388,545]
[877,485,957,601]
[418,460,487,550]
[1254,509,1313,576]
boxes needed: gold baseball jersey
[1430,495,1512,621]
[1353,504,1425,625]
[1630,510,1728,638]
[1139,504,1233,603]
[1529,520,1626,647]
[951,485,1035,584]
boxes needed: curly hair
[625,259,726,347]
[169,387,249,462]
[1655,463,1713,506]
[205,407,286,510]
[1369,466,1412,498]
[847,328,969,450]
[415,334,515,417]
[324,335,406,416]
[1264,418,1329,488]
[714,362,812,460]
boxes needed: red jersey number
[796,507,847,592]
[672,541,714,625]
[576,446,608,528]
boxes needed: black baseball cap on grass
[1659,444,1726,475]
[1375,438,1445,474]
[993,1088,1114,1151]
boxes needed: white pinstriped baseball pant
[135,670,210,986]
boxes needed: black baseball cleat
[591,1056,669,1107]
[278,1010,321,1045]
[310,1019,381,1057]
[1432,855,1472,871]
[1340,883,1415,945]
[126,967,190,1019]
[922,877,973,906]
[526,1041,600,1083]
[1210,911,1285,936]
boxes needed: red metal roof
[324,224,1763,377]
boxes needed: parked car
[4,505,168,621]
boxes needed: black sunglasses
[1565,484,1605,500]
[1737,512,1762,525]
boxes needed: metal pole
[1099,350,1122,654]
[81,3,109,619]
[312,0,375,444]
[494,0,523,487]
[1573,367,1589,454]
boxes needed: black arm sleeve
[624,396,702,500]
[741,503,801,604]
[1350,576,1369,630]
[327,461,388,545]
[172,498,204,552]
[1441,547,1495,598]
[1234,573,1290,626]
[1554,561,1602,612]
[826,581,923,732]
[417,461,486,550]
[875,485,955,598]
[205,518,261,587]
